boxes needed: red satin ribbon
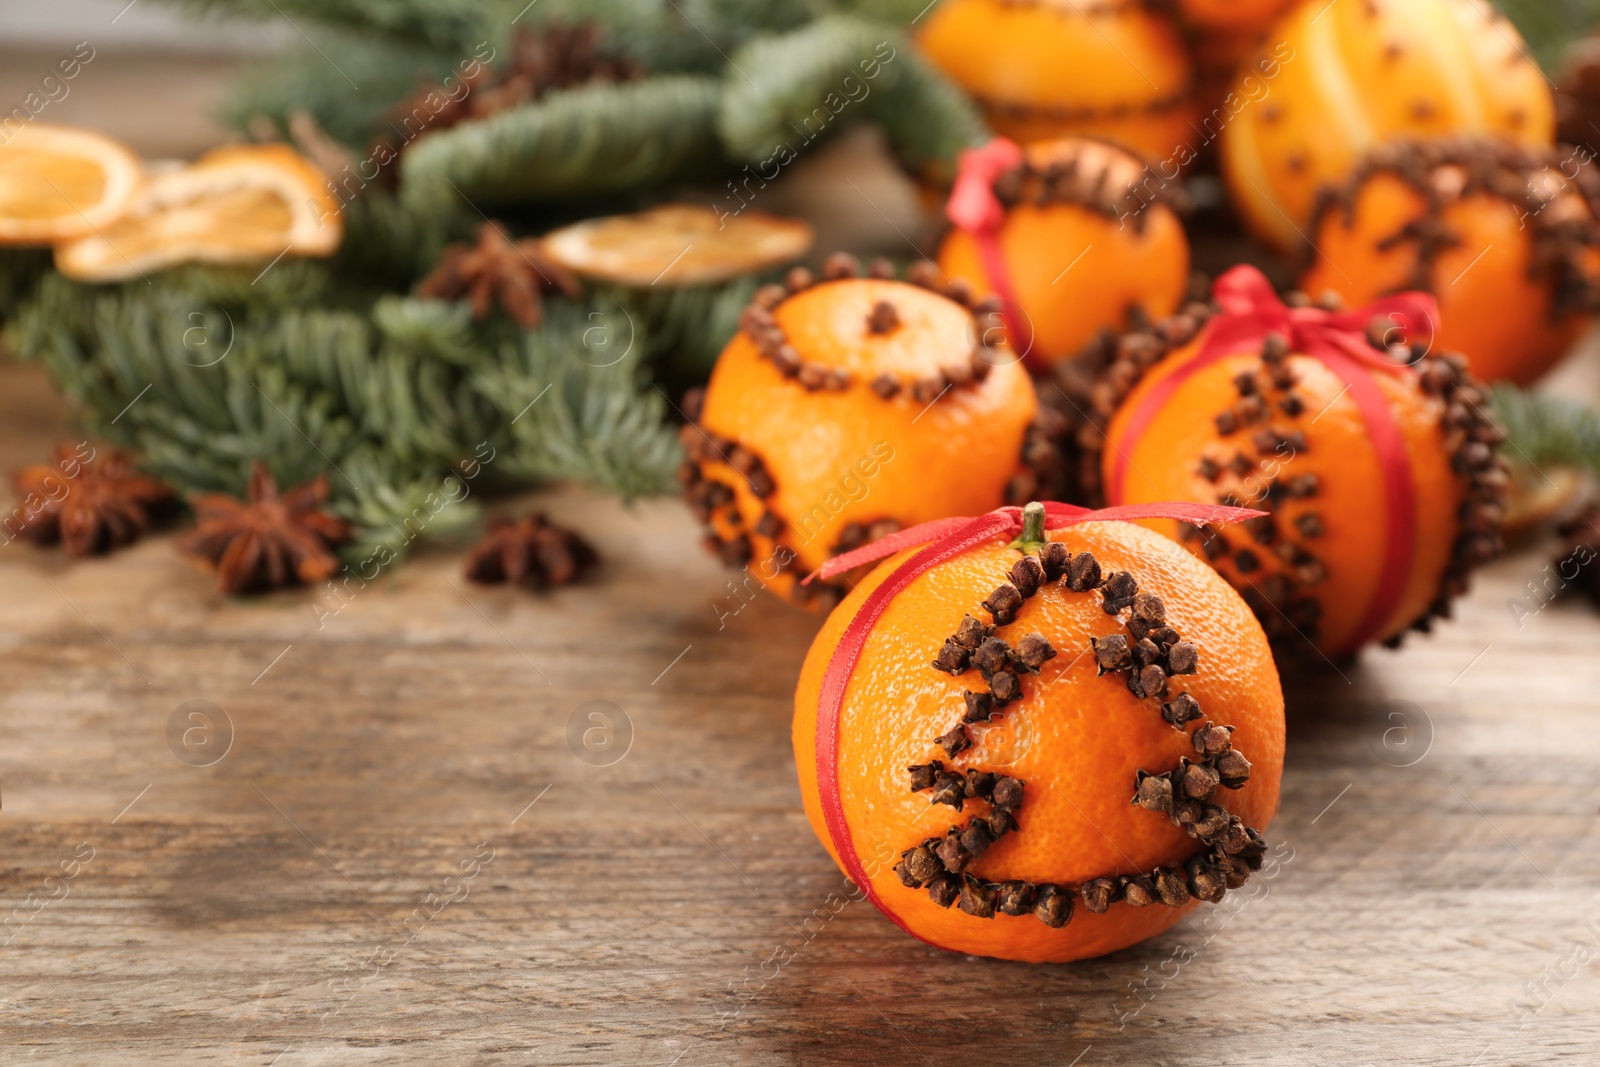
[1106,264,1438,653]
[947,137,1034,364]
[806,500,1266,945]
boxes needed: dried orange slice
[539,204,812,287]
[55,143,342,282]
[0,124,141,245]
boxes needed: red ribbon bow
[806,499,1265,946]
[947,137,1034,363]
[1107,264,1439,653]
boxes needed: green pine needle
[400,76,724,210]
[1493,382,1600,476]
[718,15,986,182]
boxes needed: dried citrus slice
[55,143,342,282]
[539,204,812,287]
[0,124,141,244]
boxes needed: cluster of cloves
[675,401,849,608]
[678,424,779,568]
[929,597,1057,757]
[1004,400,1074,506]
[832,518,902,559]
[1177,334,1333,644]
[1308,138,1600,316]
[897,542,1272,925]
[738,252,1002,403]
[970,133,1190,237]
[895,762,1075,925]
[1405,350,1508,644]
[1133,719,1253,825]
[1088,580,1201,708]
[1042,294,1217,504]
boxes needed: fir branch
[603,275,760,387]
[0,247,52,320]
[220,34,467,149]
[1495,0,1600,70]
[400,76,724,209]
[155,0,501,52]
[716,16,985,182]
[1493,382,1600,475]
[476,299,682,499]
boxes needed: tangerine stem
[1009,501,1048,554]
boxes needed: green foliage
[333,190,478,291]
[0,247,52,320]
[157,0,502,53]
[1496,0,1600,70]
[1493,383,1600,475]
[27,0,986,577]
[221,34,468,150]
[7,265,681,556]
[478,300,681,499]
[400,76,724,210]
[605,275,762,387]
[717,16,985,181]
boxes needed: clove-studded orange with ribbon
[938,135,1191,370]
[1099,264,1506,658]
[793,500,1286,963]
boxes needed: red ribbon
[1106,264,1438,653]
[947,137,1034,364]
[806,500,1265,945]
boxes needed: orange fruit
[915,0,1201,162]
[1220,0,1554,252]
[1093,273,1508,658]
[0,124,140,245]
[539,204,812,287]
[1303,138,1600,385]
[681,255,1040,608]
[794,509,1285,962]
[54,143,342,281]
[935,137,1190,371]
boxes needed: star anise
[415,221,581,329]
[179,463,352,595]
[8,443,175,555]
[464,512,599,589]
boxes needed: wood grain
[2,354,1600,1067]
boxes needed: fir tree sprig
[476,299,681,499]
[400,76,724,210]
[1493,382,1600,476]
[717,15,986,183]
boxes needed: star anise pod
[179,463,352,595]
[8,443,175,555]
[415,221,581,329]
[1554,504,1600,609]
[464,512,598,589]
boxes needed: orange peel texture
[794,520,1285,963]
[681,258,1039,609]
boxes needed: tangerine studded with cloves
[680,254,1042,609]
[1303,138,1600,385]
[1076,277,1508,659]
[794,509,1284,963]
[916,0,1201,161]
[936,137,1191,370]
[1219,0,1554,253]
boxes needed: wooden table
[2,354,1599,1067]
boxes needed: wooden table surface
[2,347,1600,1067]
